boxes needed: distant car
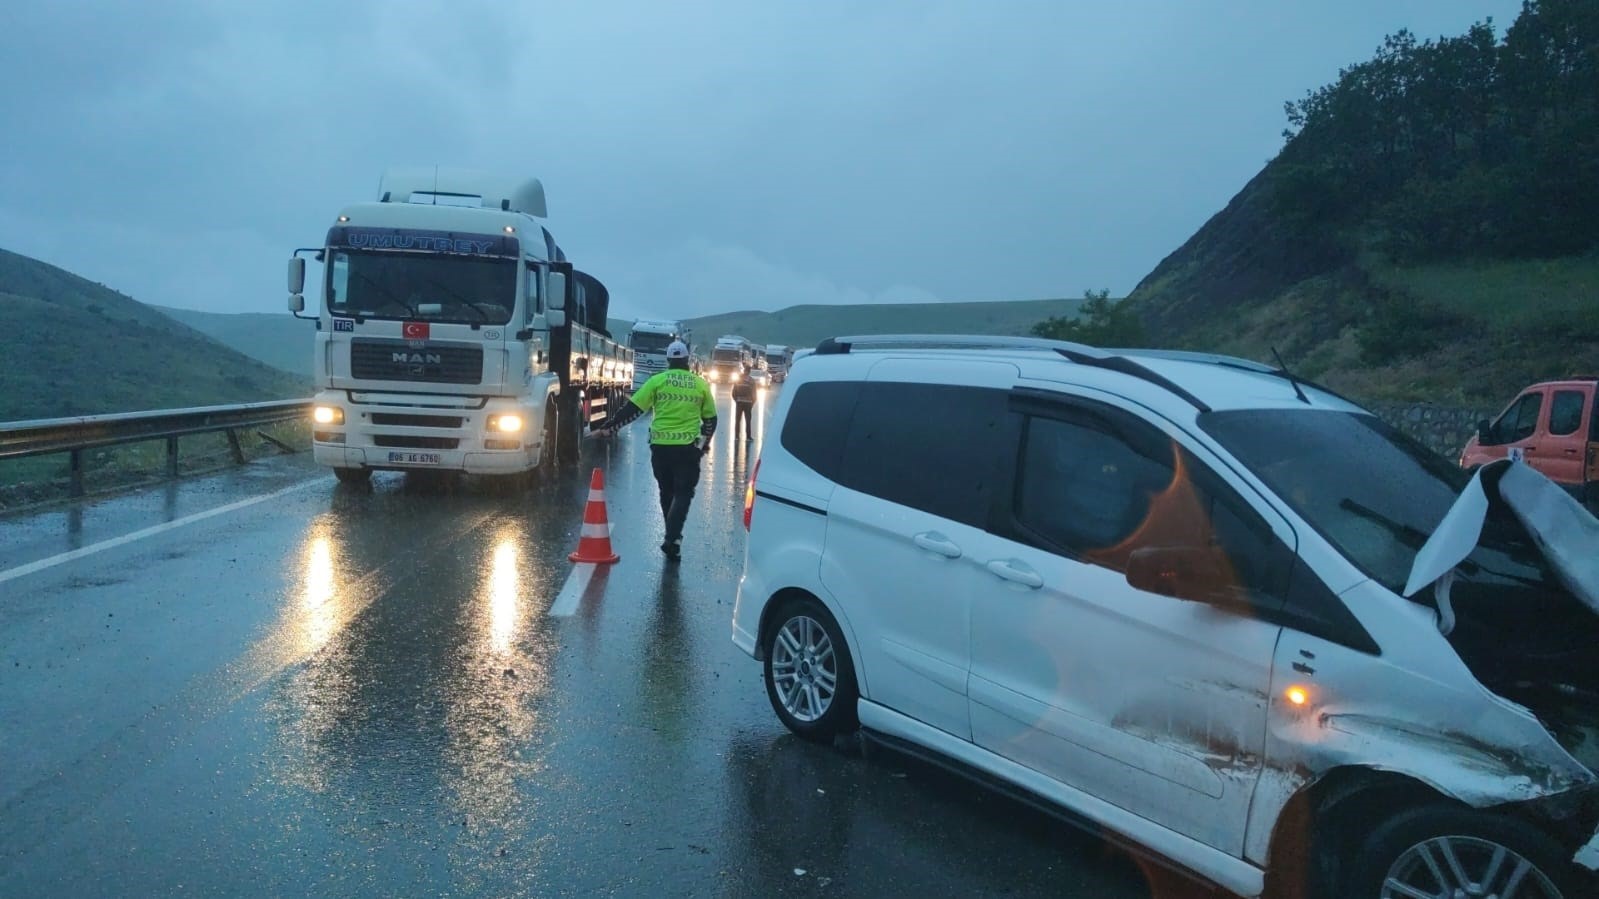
[749,369,772,388]
[734,335,1599,899]
[1460,378,1597,502]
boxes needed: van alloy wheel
[1380,835,1561,899]
[770,615,837,723]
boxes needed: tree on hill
[1271,0,1599,261]
[1031,289,1146,347]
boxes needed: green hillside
[1121,0,1599,405]
[155,306,314,377]
[679,297,1086,352]
[0,249,308,422]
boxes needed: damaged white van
[733,336,1599,898]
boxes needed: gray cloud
[0,0,1522,320]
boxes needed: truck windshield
[712,348,743,363]
[766,354,784,365]
[630,333,675,353]
[327,250,516,326]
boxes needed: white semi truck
[708,335,754,385]
[288,167,633,484]
[763,345,794,383]
[628,318,691,389]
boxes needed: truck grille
[373,435,460,450]
[350,339,483,385]
[370,413,464,429]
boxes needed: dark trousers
[650,443,702,544]
[734,401,754,435]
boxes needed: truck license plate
[387,452,442,465]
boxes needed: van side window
[1549,390,1584,437]
[1012,409,1289,606]
[780,381,859,480]
[1491,392,1543,443]
[835,383,1008,529]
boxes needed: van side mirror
[288,257,306,294]
[1476,419,1493,445]
[1126,545,1241,609]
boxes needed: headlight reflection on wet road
[299,529,339,654]
[486,538,520,655]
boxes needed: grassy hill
[0,249,308,422]
[675,297,1086,352]
[155,306,314,377]
[1121,2,1599,405]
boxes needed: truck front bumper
[310,392,542,475]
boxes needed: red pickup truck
[1459,378,1598,502]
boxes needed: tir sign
[403,322,430,339]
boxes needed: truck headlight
[313,406,344,425]
[488,413,524,433]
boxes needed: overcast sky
[0,1,1522,321]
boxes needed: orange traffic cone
[569,467,620,564]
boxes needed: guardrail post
[166,436,180,477]
[69,448,84,497]
[225,429,245,465]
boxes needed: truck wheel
[535,405,559,480]
[333,467,370,486]
[558,392,582,467]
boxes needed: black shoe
[660,540,681,561]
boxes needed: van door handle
[986,559,1043,589]
[912,532,962,559]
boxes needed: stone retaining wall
[1366,402,1495,460]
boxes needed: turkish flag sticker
[402,321,430,339]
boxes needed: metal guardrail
[0,400,312,496]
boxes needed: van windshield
[1200,409,1471,593]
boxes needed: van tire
[1344,804,1573,898]
[763,596,859,742]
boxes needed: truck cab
[1461,378,1598,501]
[289,168,632,483]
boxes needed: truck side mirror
[288,294,306,313]
[288,257,306,295]
[547,271,568,312]
[547,309,567,328]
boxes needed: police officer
[731,364,757,438]
[597,340,716,560]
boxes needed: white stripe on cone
[588,490,605,503]
[581,522,609,539]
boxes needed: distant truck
[288,167,633,484]
[1460,377,1598,502]
[629,319,691,389]
[763,345,794,383]
[709,335,754,385]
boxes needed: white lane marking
[0,479,323,586]
[547,563,596,617]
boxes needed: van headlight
[488,413,524,433]
[313,406,344,425]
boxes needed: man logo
[392,352,442,365]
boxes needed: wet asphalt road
[0,390,1222,898]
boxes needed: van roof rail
[813,334,1211,413]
